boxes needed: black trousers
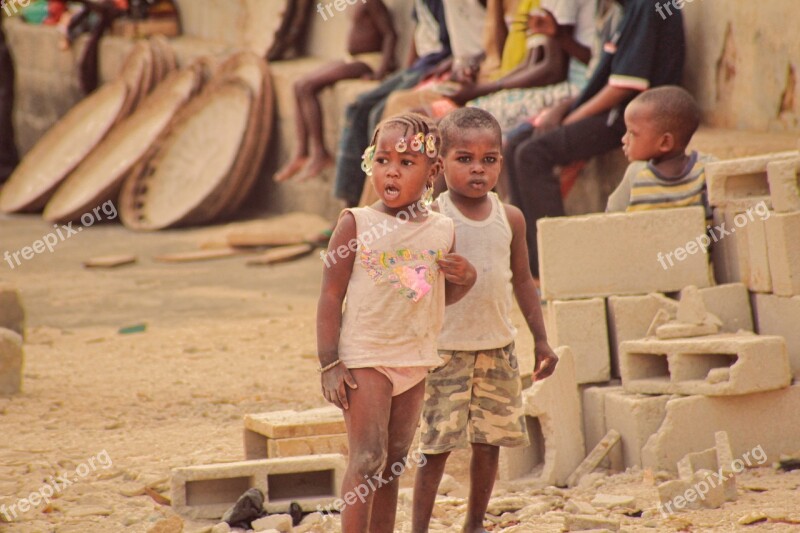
[504,110,627,276]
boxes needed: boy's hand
[533,342,558,381]
[438,253,476,286]
[321,363,357,410]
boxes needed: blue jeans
[333,69,425,206]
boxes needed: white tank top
[338,207,455,368]
[437,191,517,350]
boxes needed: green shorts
[419,342,529,453]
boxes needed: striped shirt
[606,152,716,217]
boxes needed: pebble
[252,513,293,532]
[437,474,460,496]
[591,494,635,509]
[64,506,114,518]
[211,523,231,533]
[487,496,528,515]
[565,500,597,515]
[146,515,184,533]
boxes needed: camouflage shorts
[419,343,529,453]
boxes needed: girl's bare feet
[273,156,308,182]
[297,153,334,181]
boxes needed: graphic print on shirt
[360,244,445,303]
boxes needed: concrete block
[170,454,346,519]
[620,334,791,396]
[706,151,798,209]
[0,329,24,396]
[499,347,583,486]
[266,434,349,458]
[547,298,610,384]
[603,391,671,470]
[580,384,623,457]
[655,321,718,339]
[753,293,800,379]
[736,213,773,292]
[676,286,706,324]
[710,208,743,284]
[607,294,677,377]
[538,207,712,300]
[657,431,737,514]
[641,385,800,473]
[695,283,754,333]
[0,284,25,338]
[765,211,800,296]
[767,158,800,212]
[243,406,346,460]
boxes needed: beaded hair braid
[361,113,441,176]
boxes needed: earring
[395,137,408,153]
[422,184,434,207]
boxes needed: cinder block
[581,385,623,458]
[706,151,798,209]
[266,434,349,458]
[620,334,790,396]
[547,299,610,384]
[244,407,346,459]
[0,284,25,339]
[753,293,800,379]
[736,213,773,292]
[607,294,678,378]
[657,431,737,513]
[499,347,583,486]
[0,329,23,396]
[767,158,800,213]
[641,385,800,474]
[710,208,743,284]
[694,284,754,333]
[765,211,800,296]
[603,391,671,470]
[170,454,346,519]
[538,207,712,300]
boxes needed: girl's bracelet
[318,359,341,374]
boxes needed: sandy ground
[1,212,799,533]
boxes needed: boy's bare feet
[297,153,334,181]
[273,156,308,182]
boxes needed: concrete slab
[765,211,800,296]
[0,283,25,338]
[0,328,23,396]
[603,391,671,470]
[753,293,800,379]
[767,158,800,213]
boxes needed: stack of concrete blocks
[0,283,25,396]
[171,406,348,519]
[243,406,348,460]
[705,151,800,380]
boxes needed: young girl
[316,113,476,533]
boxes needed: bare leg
[411,451,450,533]
[297,61,372,180]
[463,444,500,533]
[369,379,427,533]
[341,369,393,533]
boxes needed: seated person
[274,0,397,182]
[504,0,687,278]
[382,0,596,134]
[606,86,715,215]
[331,0,451,209]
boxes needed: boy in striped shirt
[606,86,715,215]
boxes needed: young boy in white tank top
[412,108,559,533]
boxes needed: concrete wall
[682,0,800,133]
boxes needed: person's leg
[500,122,534,205]
[341,369,394,533]
[0,23,18,183]
[411,451,450,533]
[334,70,413,207]
[508,111,626,275]
[275,60,373,182]
[299,61,374,180]
[463,444,499,533]
[369,379,427,533]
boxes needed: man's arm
[563,85,638,125]
[505,204,558,380]
[529,11,592,65]
[365,0,398,78]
